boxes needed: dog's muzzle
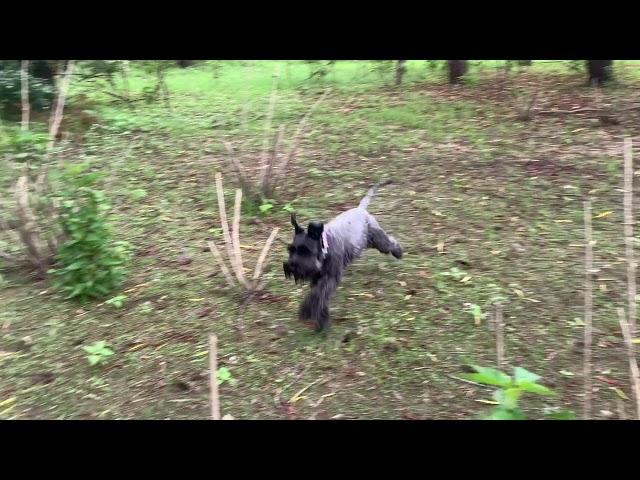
[283,262,300,282]
[283,261,315,284]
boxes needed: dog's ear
[291,213,304,234]
[307,222,324,240]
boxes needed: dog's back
[326,207,371,264]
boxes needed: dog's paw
[392,246,403,259]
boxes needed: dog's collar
[321,231,329,258]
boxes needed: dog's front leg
[299,276,340,331]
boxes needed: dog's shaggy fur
[283,180,402,331]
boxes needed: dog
[283,180,402,331]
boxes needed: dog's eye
[297,246,311,256]
[288,245,296,254]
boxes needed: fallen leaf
[612,387,629,400]
[512,288,525,298]
[290,379,322,404]
[127,343,147,352]
[0,404,15,416]
[330,413,357,420]
[0,397,16,408]
[312,392,336,408]
[460,276,472,283]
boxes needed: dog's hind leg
[367,224,403,259]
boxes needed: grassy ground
[2,60,640,419]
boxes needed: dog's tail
[358,179,393,210]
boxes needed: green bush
[49,164,131,303]
[0,127,49,163]
[460,365,575,420]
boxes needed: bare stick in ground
[215,172,240,280]
[209,174,279,292]
[583,199,594,420]
[207,240,236,287]
[20,60,30,131]
[221,87,328,202]
[14,176,46,273]
[275,89,330,181]
[495,304,504,369]
[617,308,640,420]
[623,138,636,336]
[209,334,221,420]
[257,66,280,191]
[37,60,75,191]
[231,188,251,289]
[261,124,286,198]
[222,142,252,198]
[253,227,280,282]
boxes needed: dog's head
[283,213,326,283]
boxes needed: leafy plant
[0,128,49,163]
[370,61,394,81]
[460,365,574,420]
[128,189,147,201]
[49,163,131,303]
[259,201,274,214]
[105,294,127,309]
[83,341,114,366]
[281,202,295,213]
[217,367,234,386]
[305,60,336,81]
[567,60,585,74]
[465,303,484,325]
[440,267,466,280]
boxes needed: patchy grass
[2,61,640,419]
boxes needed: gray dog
[283,180,402,331]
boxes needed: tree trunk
[448,60,468,85]
[587,60,613,85]
[21,60,30,131]
[177,60,197,68]
[517,60,532,66]
[395,60,406,86]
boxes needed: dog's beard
[284,262,321,284]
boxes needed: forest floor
[2,60,640,419]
